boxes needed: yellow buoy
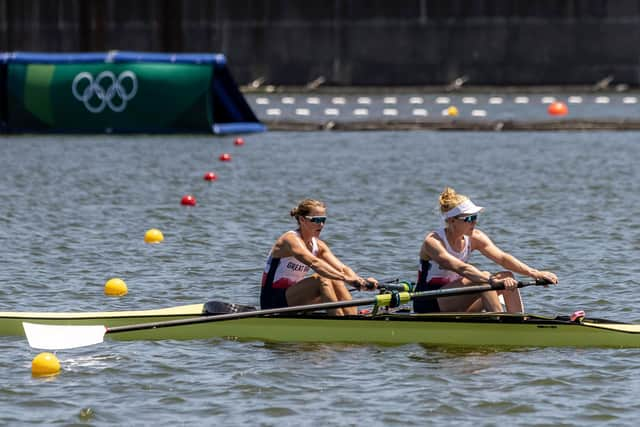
[144,228,164,244]
[79,408,95,420]
[32,352,61,377]
[446,106,459,117]
[104,278,128,296]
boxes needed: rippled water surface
[1,131,640,426]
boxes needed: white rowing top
[422,228,472,284]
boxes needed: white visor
[442,199,484,219]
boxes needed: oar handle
[378,281,414,292]
[523,278,555,287]
[349,280,413,293]
[353,277,407,291]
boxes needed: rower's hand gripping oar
[23,280,549,350]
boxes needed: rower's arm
[421,234,491,283]
[316,240,364,284]
[283,235,352,282]
[473,230,558,283]
[472,231,531,272]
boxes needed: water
[1,131,640,426]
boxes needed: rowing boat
[15,282,640,349]
[8,301,640,348]
[110,312,640,348]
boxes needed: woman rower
[415,187,558,313]
[260,199,377,316]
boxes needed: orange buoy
[181,194,197,206]
[203,172,218,181]
[234,137,245,146]
[219,153,232,162]
[547,101,568,116]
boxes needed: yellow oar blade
[23,322,107,350]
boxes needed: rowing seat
[203,301,257,315]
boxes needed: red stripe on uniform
[272,278,295,289]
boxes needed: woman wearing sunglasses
[261,199,377,315]
[415,187,558,313]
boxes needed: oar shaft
[107,280,543,335]
[411,284,496,301]
[107,295,381,333]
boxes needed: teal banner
[7,63,213,132]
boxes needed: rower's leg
[479,291,504,312]
[436,276,504,312]
[437,292,503,312]
[322,279,346,316]
[466,298,485,312]
[286,277,345,316]
[500,288,525,313]
[331,280,356,315]
[492,271,524,313]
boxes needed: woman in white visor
[415,187,558,313]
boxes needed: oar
[23,280,548,350]
[377,281,414,292]
[350,277,413,292]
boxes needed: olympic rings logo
[71,70,138,113]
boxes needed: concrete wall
[2,0,640,86]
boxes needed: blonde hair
[290,199,326,223]
[439,187,469,214]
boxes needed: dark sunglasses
[456,214,478,223]
[304,216,327,224]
